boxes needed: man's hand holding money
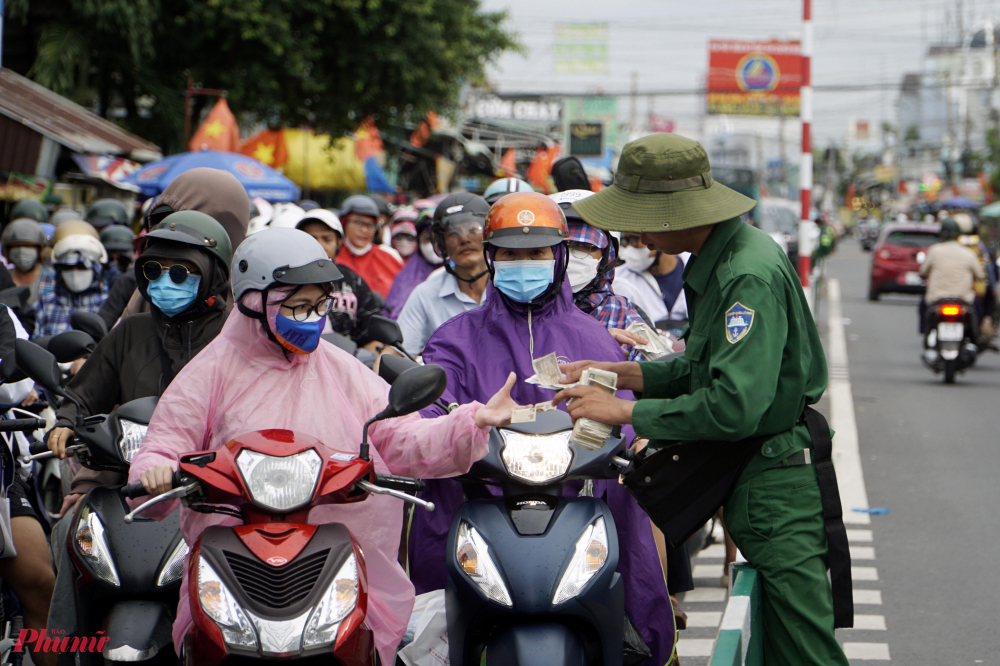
[559,360,644,392]
[551,384,635,426]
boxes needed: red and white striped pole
[799,0,813,289]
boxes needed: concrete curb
[708,563,763,666]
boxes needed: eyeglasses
[619,235,645,248]
[567,241,600,260]
[347,219,379,232]
[142,261,199,285]
[444,222,484,242]
[280,297,333,322]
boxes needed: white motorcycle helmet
[232,228,344,342]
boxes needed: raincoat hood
[145,168,250,249]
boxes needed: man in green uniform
[554,133,850,666]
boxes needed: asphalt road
[827,239,1000,663]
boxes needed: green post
[708,563,764,666]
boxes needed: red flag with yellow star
[239,129,289,168]
[188,99,241,152]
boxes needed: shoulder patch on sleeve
[725,302,754,343]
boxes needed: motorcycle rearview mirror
[0,350,26,384]
[360,364,447,461]
[366,315,417,361]
[551,156,592,193]
[0,286,29,310]
[377,354,421,385]
[321,332,358,356]
[70,311,108,343]
[47,330,96,363]
[14,339,82,410]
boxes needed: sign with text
[707,39,801,116]
[555,23,609,74]
[466,95,562,123]
[569,122,604,157]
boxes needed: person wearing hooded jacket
[124,227,518,664]
[384,207,443,319]
[43,211,234,638]
[410,192,675,666]
[33,222,110,337]
[104,167,250,324]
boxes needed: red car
[868,223,941,300]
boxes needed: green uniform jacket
[632,217,828,485]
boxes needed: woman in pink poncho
[127,228,516,664]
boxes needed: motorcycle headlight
[302,552,358,649]
[75,506,120,586]
[552,517,609,605]
[118,419,148,463]
[156,538,189,587]
[235,449,323,512]
[454,521,512,606]
[499,430,572,485]
[198,557,258,648]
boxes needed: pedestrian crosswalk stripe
[676,638,715,657]
[683,587,727,603]
[850,545,876,560]
[853,589,883,605]
[696,544,726,559]
[692,563,724,578]
[851,614,887,630]
[852,566,879,581]
[685,611,722,628]
[842,642,891,660]
[847,528,873,542]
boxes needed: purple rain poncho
[410,277,674,666]
[385,252,439,319]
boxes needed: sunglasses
[142,261,198,285]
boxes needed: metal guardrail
[707,563,763,666]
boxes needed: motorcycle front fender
[483,622,587,666]
[101,600,174,662]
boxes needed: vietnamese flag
[189,99,241,152]
[499,148,517,177]
[240,128,289,168]
[526,144,561,194]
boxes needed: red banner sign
[707,39,801,116]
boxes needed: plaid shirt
[32,266,110,338]
[567,220,645,361]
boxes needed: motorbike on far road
[921,299,979,383]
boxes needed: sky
[479,0,979,148]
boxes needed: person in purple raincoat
[410,192,675,666]
[385,208,442,318]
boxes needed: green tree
[8,0,518,153]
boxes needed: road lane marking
[853,589,883,605]
[851,614,887,630]
[850,545,876,560]
[683,588,727,603]
[852,566,879,581]
[826,278,871,525]
[843,642,891,660]
[686,611,723,627]
[847,529,873,542]
[677,638,715,657]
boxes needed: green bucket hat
[572,133,756,233]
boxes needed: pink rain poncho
[126,290,490,664]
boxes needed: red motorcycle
[122,365,446,665]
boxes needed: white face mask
[62,269,94,293]
[8,247,38,273]
[620,245,656,273]
[566,254,601,293]
[344,239,373,256]
[419,240,444,265]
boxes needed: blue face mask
[493,259,555,303]
[148,274,201,317]
[275,311,325,355]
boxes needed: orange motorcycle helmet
[483,191,568,249]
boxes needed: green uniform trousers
[723,464,850,666]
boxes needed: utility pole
[799,0,814,292]
[629,71,638,138]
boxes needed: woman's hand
[47,427,73,459]
[20,389,38,408]
[551,385,636,426]
[609,328,647,348]
[140,465,174,497]
[474,372,518,428]
[57,493,84,519]
[558,360,644,392]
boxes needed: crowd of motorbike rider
[0,162,741,666]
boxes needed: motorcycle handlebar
[0,418,46,434]
[374,473,425,493]
[120,482,148,499]
[28,439,50,455]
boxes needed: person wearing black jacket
[44,211,233,638]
